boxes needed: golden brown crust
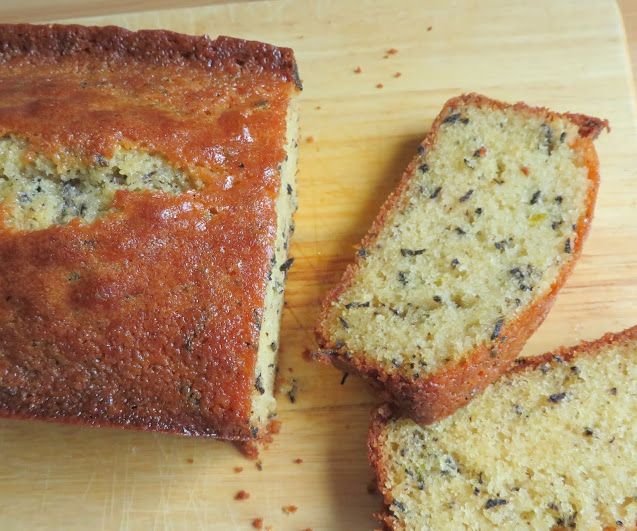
[0,24,301,88]
[316,93,607,425]
[0,24,300,442]
[368,324,637,531]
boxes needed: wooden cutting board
[1,1,635,529]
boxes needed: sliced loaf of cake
[316,94,607,423]
[0,24,300,446]
[369,325,637,530]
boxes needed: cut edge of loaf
[315,93,609,425]
[367,324,637,531]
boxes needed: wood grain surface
[0,1,636,530]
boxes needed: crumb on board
[235,490,250,501]
[256,460,263,471]
[386,47,398,55]
[354,66,362,74]
[305,136,314,143]
[393,72,402,78]
[185,458,194,464]
[293,458,303,464]
[282,505,298,514]
[340,372,349,385]
[287,378,299,403]
[367,477,378,495]
[252,518,263,529]
[234,466,243,473]
[288,367,294,373]
[376,83,384,89]
[314,105,321,110]
[268,419,282,434]
[427,26,432,31]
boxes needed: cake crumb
[393,72,402,78]
[376,83,384,89]
[521,166,529,176]
[185,458,194,464]
[234,466,243,473]
[255,460,263,471]
[268,419,282,434]
[287,378,299,403]
[252,518,263,529]
[306,136,314,144]
[282,505,298,514]
[235,490,250,501]
[314,105,321,110]
[354,66,362,74]
[386,48,398,55]
[293,458,303,464]
[427,26,433,31]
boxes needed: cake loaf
[316,94,607,423]
[369,326,637,530]
[0,24,301,443]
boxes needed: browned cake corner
[315,93,608,424]
[368,325,637,530]
[0,24,301,444]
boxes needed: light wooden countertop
[2,0,636,93]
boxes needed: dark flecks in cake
[279,257,295,272]
[390,306,406,318]
[551,220,563,230]
[269,341,277,351]
[548,392,567,403]
[610,387,618,395]
[67,271,81,281]
[345,301,370,309]
[464,157,476,169]
[433,295,442,303]
[391,358,403,368]
[490,318,504,340]
[555,195,563,204]
[417,145,426,155]
[530,190,541,205]
[541,123,554,155]
[455,227,466,236]
[255,374,265,395]
[459,189,473,202]
[494,238,513,252]
[392,500,406,513]
[485,498,507,509]
[338,316,350,329]
[418,163,429,173]
[474,146,487,158]
[250,426,259,438]
[358,247,369,258]
[401,248,426,257]
[443,113,469,125]
[560,131,567,143]
[450,258,460,268]
[286,183,293,195]
[583,427,594,437]
[430,186,442,199]
[474,207,483,215]
[564,239,572,253]
[398,271,409,285]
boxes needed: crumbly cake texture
[316,93,607,424]
[369,326,637,531]
[0,24,301,442]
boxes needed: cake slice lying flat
[0,24,300,445]
[316,94,607,423]
[369,326,637,530]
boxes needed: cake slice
[369,326,637,530]
[316,94,607,423]
[0,24,301,445]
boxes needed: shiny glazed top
[0,24,300,439]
